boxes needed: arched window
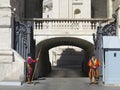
[74,9,81,18]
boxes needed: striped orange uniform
[88,57,100,80]
[27,56,37,82]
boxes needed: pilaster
[116,5,120,38]
[0,1,11,50]
[107,0,113,18]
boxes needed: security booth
[103,36,120,84]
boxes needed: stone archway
[34,37,94,78]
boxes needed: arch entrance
[34,37,94,78]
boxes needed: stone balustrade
[23,18,109,31]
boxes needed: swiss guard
[88,55,101,84]
[27,54,39,84]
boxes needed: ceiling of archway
[36,37,94,57]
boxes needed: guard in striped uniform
[88,56,100,84]
[27,54,39,84]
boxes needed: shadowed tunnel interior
[34,37,94,78]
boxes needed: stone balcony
[23,18,110,35]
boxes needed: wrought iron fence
[102,19,116,36]
[93,18,116,51]
[11,14,35,60]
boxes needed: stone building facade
[9,0,108,19]
[1,0,120,85]
[43,0,91,18]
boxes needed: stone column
[0,0,25,85]
[0,0,14,81]
[107,0,113,18]
[0,0,12,50]
[116,5,120,38]
[53,0,59,18]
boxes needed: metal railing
[102,19,116,36]
[93,17,116,51]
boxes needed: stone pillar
[116,5,120,38]
[0,1,12,50]
[0,0,26,85]
[53,0,59,18]
[107,0,113,18]
[0,1,14,61]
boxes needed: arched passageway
[34,37,94,78]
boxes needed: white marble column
[0,0,11,50]
[0,0,25,85]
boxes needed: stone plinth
[0,50,26,84]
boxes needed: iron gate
[11,14,35,60]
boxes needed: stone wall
[25,0,42,18]
[91,0,107,18]
[0,50,26,82]
[10,0,25,18]
[43,0,107,18]
[10,0,19,17]
[8,0,108,19]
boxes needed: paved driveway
[0,67,120,90]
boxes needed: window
[74,9,81,14]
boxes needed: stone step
[0,81,22,86]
